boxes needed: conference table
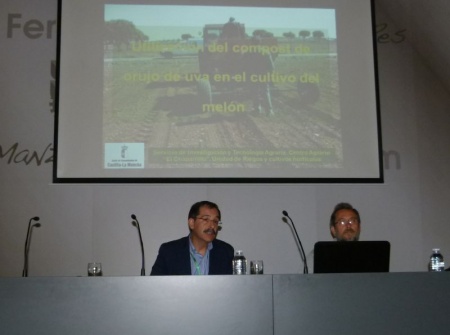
[1,272,449,335]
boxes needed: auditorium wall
[1,0,449,276]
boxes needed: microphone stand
[282,211,309,274]
[131,214,146,276]
[22,217,40,277]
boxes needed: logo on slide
[121,145,128,158]
[104,143,144,169]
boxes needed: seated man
[306,202,362,272]
[329,202,361,241]
[150,201,234,275]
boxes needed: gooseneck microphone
[131,214,146,276]
[22,216,41,277]
[282,210,309,274]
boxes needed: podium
[1,273,449,335]
[0,275,272,335]
[273,272,450,335]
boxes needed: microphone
[131,214,146,276]
[282,210,309,274]
[22,217,40,277]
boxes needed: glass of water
[87,262,103,276]
[250,260,264,274]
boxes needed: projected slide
[55,0,381,182]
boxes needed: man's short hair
[188,201,221,220]
[329,202,360,228]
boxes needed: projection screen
[54,0,382,183]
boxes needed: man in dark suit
[150,201,234,275]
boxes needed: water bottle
[428,248,445,272]
[232,250,247,275]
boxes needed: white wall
[1,0,449,277]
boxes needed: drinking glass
[250,260,264,274]
[87,262,103,276]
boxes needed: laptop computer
[313,241,390,273]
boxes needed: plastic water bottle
[428,248,445,272]
[232,250,247,275]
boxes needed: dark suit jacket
[150,236,234,275]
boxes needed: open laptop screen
[313,241,390,273]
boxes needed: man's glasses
[196,216,222,226]
[334,218,359,226]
